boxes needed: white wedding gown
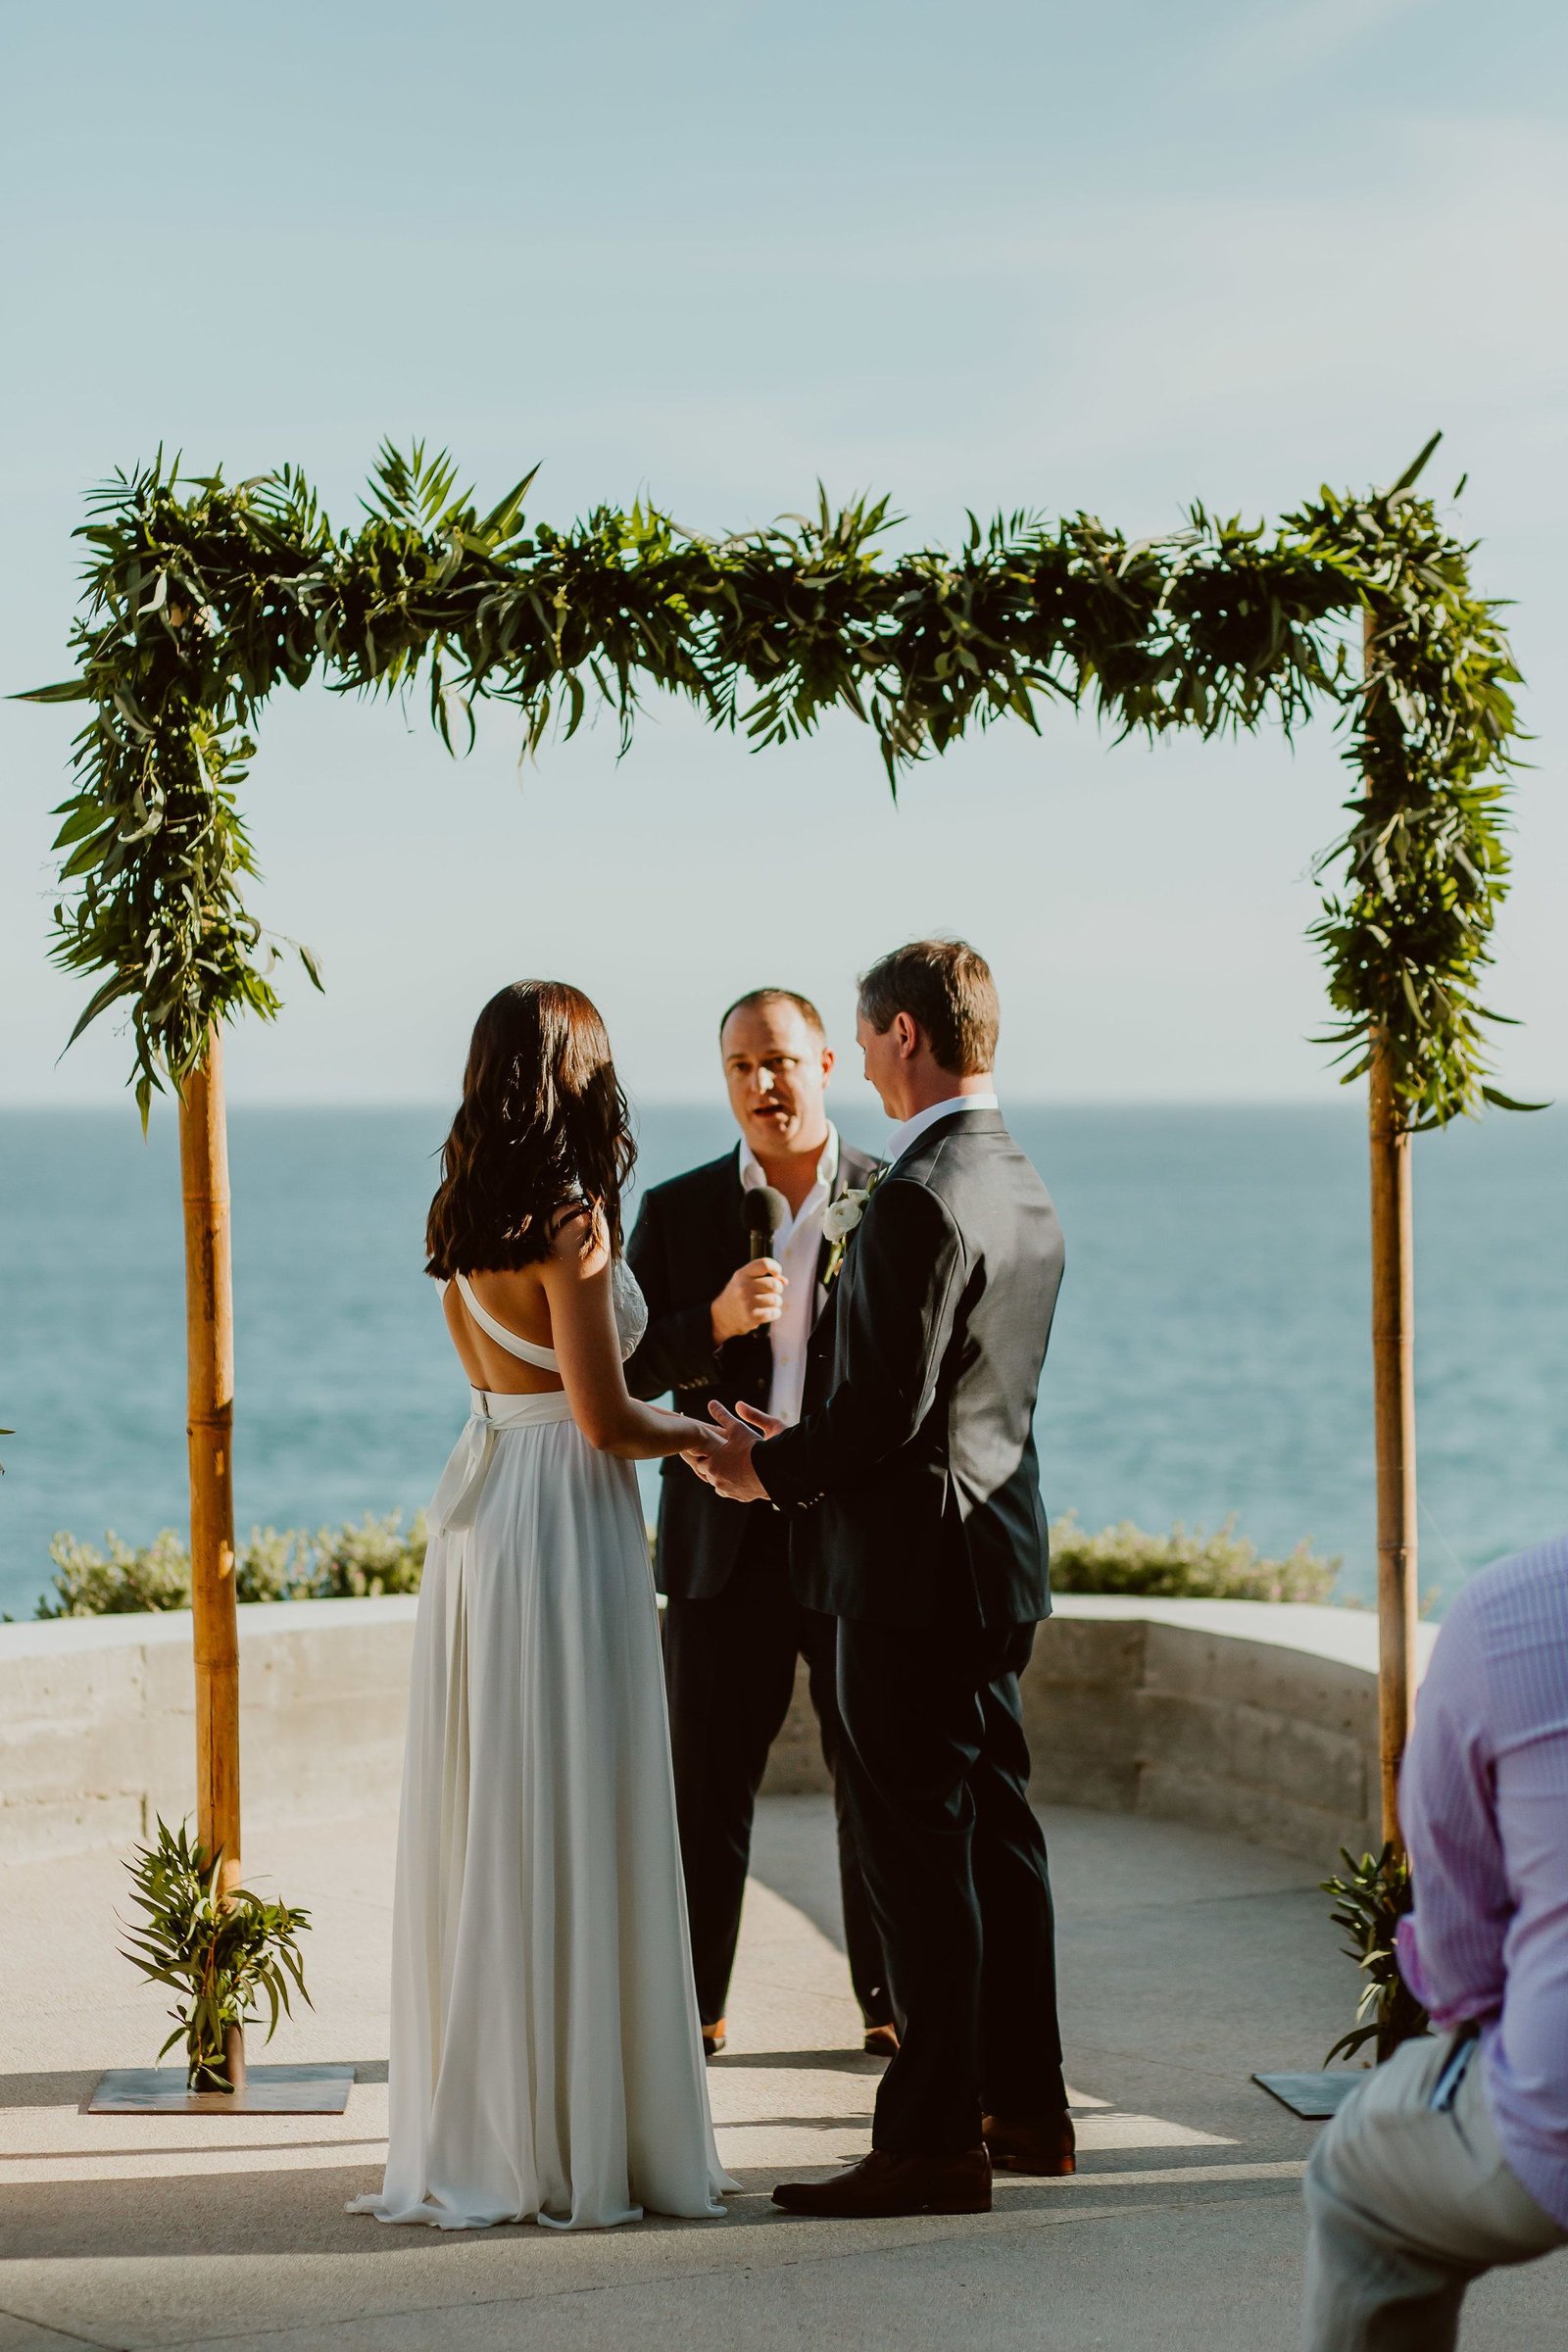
[349,1259,734,2230]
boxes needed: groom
[692,939,1072,2218]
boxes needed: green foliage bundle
[37,1510,426,1616]
[23,438,1522,1131]
[1322,1842,1431,2066]
[121,1817,312,2089]
[1049,1512,1338,1602]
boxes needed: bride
[350,981,734,2231]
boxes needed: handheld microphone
[743,1185,789,1260]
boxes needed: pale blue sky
[3,0,1564,1124]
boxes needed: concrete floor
[3,1797,1564,2350]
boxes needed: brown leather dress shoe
[862,2023,900,2059]
[772,2146,991,2217]
[701,2019,726,2059]
[981,2111,1077,2176]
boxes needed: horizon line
[4,1094,1559,1117]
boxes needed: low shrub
[306,1512,427,1599]
[36,1507,1335,1615]
[233,1513,428,1601]
[1049,1511,1339,1603]
[37,1511,427,1617]
[39,1527,193,1616]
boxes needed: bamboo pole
[178,1025,243,1927]
[1368,1042,1418,1842]
[1363,613,1418,1847]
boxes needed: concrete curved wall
[0,1594,1435,1868]
[767,1596,1434,1863]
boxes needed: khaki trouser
[1302,2028,1566,2350]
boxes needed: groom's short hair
[858,939,999,1075]
[718,987,826,1042]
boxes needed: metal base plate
[1252,2069,1365,2120]
[87,2063,356,2115]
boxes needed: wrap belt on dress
[428,1389,577,1537]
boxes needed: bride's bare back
[443,1261,564,1396]
[445,1211,714,1463]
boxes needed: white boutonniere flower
[822,1169,884,1288]
[823,1189,869,1245]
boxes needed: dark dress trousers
[624,1140,891,2032]
[755,1108,1068,2155]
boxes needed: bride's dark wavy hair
[424,981,636,1279]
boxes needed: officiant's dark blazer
[624,1139,882,1601]
[754,1109,1063,1631]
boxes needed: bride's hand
[678,1419,723,1465]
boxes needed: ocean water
[2,1104,1565,1623]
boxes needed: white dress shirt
[886,1091,1000,1167]
[737,1125,840,1427]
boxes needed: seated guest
[624,987,893,2058]
[1302,1531,1568,2349]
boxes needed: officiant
[624,988,894,2059]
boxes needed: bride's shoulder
[543,1199,612,1277]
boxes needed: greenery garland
[24,436,1525,1128]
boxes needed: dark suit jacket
[754,1110,1063,1631]
[624,1136,882,1600]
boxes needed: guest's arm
[1396,1605,1509,2029]
[752,1178,964,1508]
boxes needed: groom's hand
[686,1398,780,1501]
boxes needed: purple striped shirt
[1396,1532,1568,2228]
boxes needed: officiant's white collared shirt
[737,1125,840,1427]
[887,1091,1000,1168]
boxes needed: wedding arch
[26,434,1524,1934]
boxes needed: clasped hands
[682,1398,783,1502]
